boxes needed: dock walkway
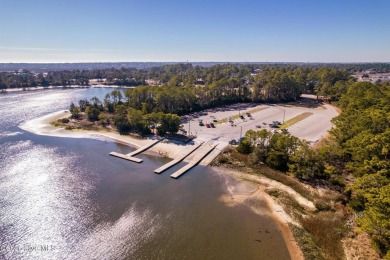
[154,142,203,174]
[170,143,217,179]
[109,138,163,163]
[127,138,163,157]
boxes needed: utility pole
[283,109,286,124]
[240,126,243,140]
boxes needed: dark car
[210,123,215,128]
[229,139,238,145]
[240,115,245,119]
[199,122,204,126]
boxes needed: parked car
[255,125,261,128]
[210,123,215,128]
[206,123,211,128]
[213,119,218,122]
[229,139,238,145]
[239,115,245,119]
[199,122,204,126]
[246,113,251,117]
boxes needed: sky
[0,0,389,63]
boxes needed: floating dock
[126,138,164,157]
[109,152,143,163]
[109,138,164,163]
[170,143,217,179]
[154,142,203,174]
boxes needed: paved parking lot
[181,100,338,145]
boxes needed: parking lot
[180,100,338,145]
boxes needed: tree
[113,105,130,134]
[78,99,89,112]
[288,142,325,180]
[158,113,181,135]
[127,108,147,133]
[70,106,81,119]
[69,102,76,113]
[236,139,253,154]
[357,184,390,255]
[85,106,100,121]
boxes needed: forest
[1,62,388,90]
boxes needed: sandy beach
[19,110,182,158]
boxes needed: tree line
[0,63,379,100]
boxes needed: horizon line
[1,61,390,64]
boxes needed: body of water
[0,88,290,259]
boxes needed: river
[0,88,290,259]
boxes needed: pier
[109,152,143,163]
[154,142,203,174]
[170,143,217,179]
[109,138,163,163]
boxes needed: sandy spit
[19,110,182,158]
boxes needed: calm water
[0,88,290,259]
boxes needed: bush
[236,139,253,154]
[58,118,70,123]
[217,155,229,164]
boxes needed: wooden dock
[109,152,143,163]
[126,138,163,157]
[199,142,227,166]
[154,142,203,174]
[109,138,163,163]
[170,143,217,179]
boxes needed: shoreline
[20,110,305,259]
[19,110,181,158]
[213,166,305,260]
[1,85,135,94]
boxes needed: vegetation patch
[290,225,324,260]
[215,107,268,124]
[299,211,348,260]
[279,112,313,129]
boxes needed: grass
[279,112,313,129]
[50,121,61,127]
[215,107,269,124]
[299,211,348,260]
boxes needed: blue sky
[0,0,389,62]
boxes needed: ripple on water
[0,141,97,259]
